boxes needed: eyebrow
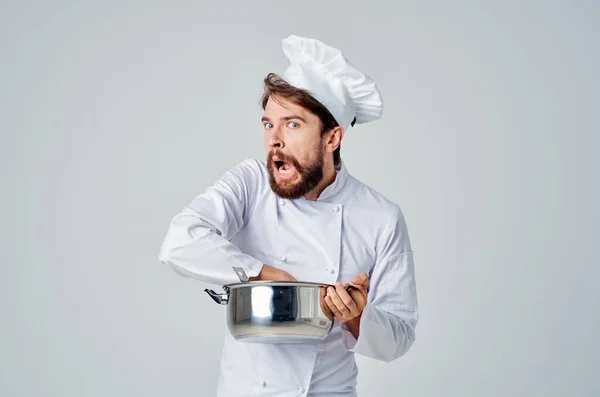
[261,115,308,123]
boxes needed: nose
[268,127,284,149]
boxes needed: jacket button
[259,380,266,387]
[298,387,306,393]
[333,206,340,212]
[281,256,287,262]
[280,200,287,206]
[327,268,334,274]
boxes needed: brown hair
[260,73,341,166]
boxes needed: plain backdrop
[1,1,599,396]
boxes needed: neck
[304,160,337,201]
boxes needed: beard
[266,149,324,200]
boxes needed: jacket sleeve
[341,205,419,362]
[158,159,265,286]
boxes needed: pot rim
[223,280,333,289]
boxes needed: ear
[324,126,344,153]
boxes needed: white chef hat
[281,34,383,132]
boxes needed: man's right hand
[249,264,296,281]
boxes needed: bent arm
[341,206,419,362]
[158,160,265,286]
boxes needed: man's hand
[320,273,369,328]
[248,264,296,281]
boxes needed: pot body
[206,281,334,343]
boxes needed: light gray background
[1,1,599,396]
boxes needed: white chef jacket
[159,158,418,397]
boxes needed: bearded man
[159,34,419,397]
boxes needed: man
[159,34,419,397]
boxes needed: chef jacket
[159,158,419,397]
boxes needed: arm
[158,159,266,286]
[341,205,419,362]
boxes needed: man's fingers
[350,272,369,287]
[324,294,347,322]
[322,279,368,323]
[327,284,356,316]
[324,295,341,318]
[348,287,367,307]
[326,287,348,315]
[320,287,334,320]
[335,282,358,313]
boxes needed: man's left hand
[321,273,369,323]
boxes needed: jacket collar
[313,160,349,202]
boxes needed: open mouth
[273,159,297,178]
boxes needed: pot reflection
[251,286,274,318]
[220,282,335,342]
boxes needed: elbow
[158,238,185,274]
[376,331,415,363]
[355,307,418,363]
[387,328,416,362]
[157,210,213,279]
[158,237,174,266]
[377,312,418,363]
[159,245,193,278]
[386,313,418,362]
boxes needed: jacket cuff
[238,258,264,278]
[225,257,264,284]
[340,304,391,354]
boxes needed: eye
[288,121,300,129]
[264,123,273,129]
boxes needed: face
[262,96,325,199]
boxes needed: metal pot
[205,280,335,343]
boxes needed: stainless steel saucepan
[205,267,353,343]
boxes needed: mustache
[268,150,302,170]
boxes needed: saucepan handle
[205,288,229,305]
[322,285,358,292]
